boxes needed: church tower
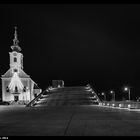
[1,27,41,104]
[9,26,23,72]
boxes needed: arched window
[15,86,18,92]
[6,86,9,92]
[14,57,17,62]
[23,86,26,92]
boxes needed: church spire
[13,26,19,46]
[11,26,21,52]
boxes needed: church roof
[34,83,40,89]
[1,68,30,78]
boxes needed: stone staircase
[26,86,101,107]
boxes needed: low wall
[99,101,140,109]
[10,100,30,105]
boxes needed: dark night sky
[0,4,140,96]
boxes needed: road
[0,87,140,136]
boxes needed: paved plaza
[0,87,140,136]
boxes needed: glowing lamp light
[85,86,90,89]
[128,104,131,108]
[124,87,128,91]
[124,86,131,101]
[110,91,113,93]
[119,104,122,108]
[88,89,92,91]
[112,104,115,107]
[107,103,109,106]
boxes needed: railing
[26,89,49,107]
[89,84,101,103]
[100,101,140,109]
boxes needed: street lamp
[124,87,131,101]
[101,92,106,101]
[110,90,115,101]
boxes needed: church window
[23,86,26,92]
[6,86,9,92]
[15,86,18,92]
[14,57,17,62]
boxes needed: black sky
[0,4,140,96]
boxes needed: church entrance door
[14,95,19,102]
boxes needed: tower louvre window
[14,69,17,72]
[14,57,17,62]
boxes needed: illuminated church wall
[1,76,35,102]
[1,27,41,104]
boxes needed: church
[1,27,42,104]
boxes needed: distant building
[52,80,64,88]
[1,27,41,104]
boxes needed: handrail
[88,84,101,103]
[26,89,49,107]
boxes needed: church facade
[1,27,41,104]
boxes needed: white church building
[1,27,42,104]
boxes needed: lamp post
[124,87,131,101]
[102,92,106,101]
[110,90,115,101]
